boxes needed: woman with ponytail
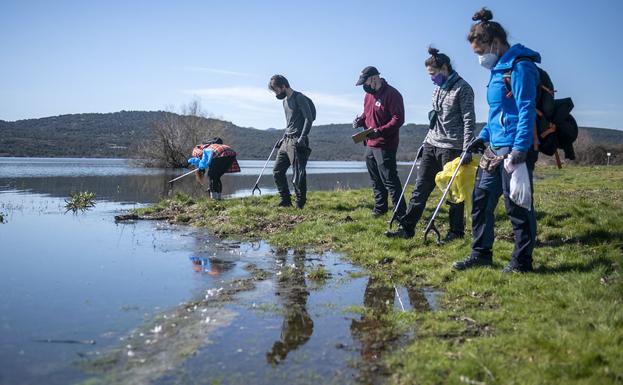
[454,7,539,273]
[385,47,475,241]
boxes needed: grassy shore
[137,166,623,384]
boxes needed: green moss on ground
[139,166,623,385]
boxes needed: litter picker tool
[423,149,472,244]
[168,168,199,185]
[252,140,279,195]
[388,144,424,229]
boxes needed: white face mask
[478,44,499,70]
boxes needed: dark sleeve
[297,93,314,138]
[378,89,404,133]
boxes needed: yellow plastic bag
[434,155,479,207]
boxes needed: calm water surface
[0,158,430,385]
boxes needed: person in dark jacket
[269,75,315,209]
[386,47,475,240]
[453,7,539,273]
[353,66,406,217]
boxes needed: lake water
[0,158,431,385]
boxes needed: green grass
[64,191,96,212]
[140,165,623,384]
[307,265,330,281]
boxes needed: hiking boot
[371,210,387,218]
[443,232,464,243]
[295,200,306,209]
[384,225,414,239]
[502,262,533,274]
[452,255,493,270]
[277,200,292,208]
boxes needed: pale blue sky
[1,0,621,129]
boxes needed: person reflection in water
[350,276,395,362]
[266,249,314,365]
[189,256,234,277]
[351,277,432,362]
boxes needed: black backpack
[504,58,577,166]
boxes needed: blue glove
[188,157,200,168]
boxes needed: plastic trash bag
[504,158,532,210]
[435,155,479,207]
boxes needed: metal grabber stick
[423,149,472,244]
[388,144,424,229]
[168,168,199,185]
[252,140,279,195]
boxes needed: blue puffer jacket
[479,44,541,152]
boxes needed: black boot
[384,225,415,239]
[502,261,533,274]
[452,255,492,270]
[277,199,292,208]
[443,232,464,243]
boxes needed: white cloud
[181,86,447,128]
[183,86,366,128]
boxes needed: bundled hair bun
[427,46,440,56]
[472,7,493,22]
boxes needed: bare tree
[133,99,210,167]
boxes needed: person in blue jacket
[453,7,539,273]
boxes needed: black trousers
[365,146,406,215]
[470,146,537,269]
[272,137,311,204]
[400,144,464,234]
[207,156,234,193]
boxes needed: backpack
[504,58,577,167]
[298,92,317,121]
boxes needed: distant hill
[1,111,621,161]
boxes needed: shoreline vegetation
[127,165,623,384]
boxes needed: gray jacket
[425,73,475,151]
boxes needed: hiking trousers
[273,137,311,206]
[207,156,234,194]
[470,146,538,269]
[400,144,464,235]
[365,146,406,216]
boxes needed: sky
[1,0,622,130]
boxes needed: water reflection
[0,158,413,204]
[350,278,437,364]
[267,250,313,365]
[189,256,236,277]
[350,277,395,362]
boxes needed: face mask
[363,84,376,94]
[431,73,446,86]
[478,44,499,70]
[275,91,287,100]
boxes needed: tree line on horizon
[1,104,621,166]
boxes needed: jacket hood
[494,44,541,71]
